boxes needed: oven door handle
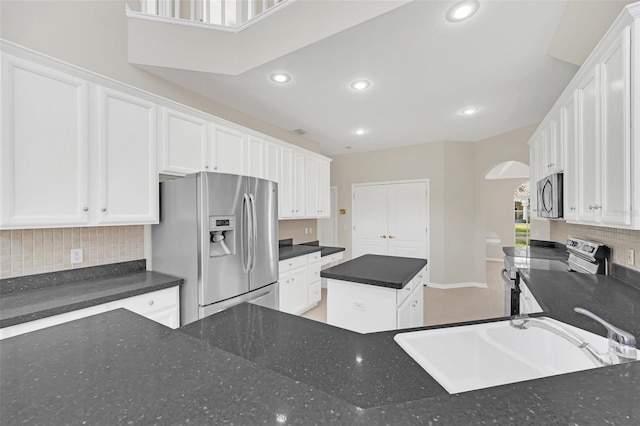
[501,268,512,285]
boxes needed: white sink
[394,318,638,394]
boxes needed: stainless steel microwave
[537,172,563,219]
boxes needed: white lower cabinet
[0,287,180,340]
[278,252,322,315]
[327,266,426,333]
[518,281,542,315]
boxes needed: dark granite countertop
[321,254,427,289]
[519,268,640,338]
[2,259,640,424]
[503,245,569,261]
[0,263,182,328]
[278,240,345,261]
[278,244,322,260]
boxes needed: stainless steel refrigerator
[152,172,279,326]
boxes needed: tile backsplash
[0,226,145,279]
[550,221,640,271]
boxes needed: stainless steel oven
[536,172,563,219]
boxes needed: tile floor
[301,261,507,327]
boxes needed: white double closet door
[352,181,429,261]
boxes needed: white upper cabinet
[304,156,331,218]
[600,26,631,226]
[210,124,245,175]
[95,87,158,224]
[1,55,158,228]
[1,55,90,228]
[560,91,578,220]
[158,107,209,175]
[246,136,266,179]
[530,3,640,229]
[266,142,281,183]
[1,45,333,227]
[576,66,600,223]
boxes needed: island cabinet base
[326,266,425,333]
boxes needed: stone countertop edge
[0,272,183,328]
[278,244,345,261]
[321,255,428,289]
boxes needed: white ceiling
[137,0,624,156]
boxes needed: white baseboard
[427,282,489,289]
[486,257,504,262]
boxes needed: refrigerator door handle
[242,193,251,273]
[249,193,258,272]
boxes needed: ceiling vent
[293,128,307,135]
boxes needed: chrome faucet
[509,309,637,366]
[574,307,637,364]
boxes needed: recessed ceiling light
[446,0,480,22]
[461,107,479,116]
[350,80,370,91]
[270,72,291,83]
[354,128,368,136]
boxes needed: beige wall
[484,178,529,260]
[278,220,318,244]
[0,0,318,153]
[331,124,534,285]
[550,222,640,272]
[0,227,145,279]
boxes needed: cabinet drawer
[308,281,321,306]
[117,287,179,316]
[320,251,344,267]
[308,261,321,283]
[308,251,321,264]
[279,255,307,273]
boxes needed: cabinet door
[387,182,428,258]
[305,156,319,216]
[576,67,600,222]
[410,283,424,328]
[600,26,631,226]
[293,152,306,217]
[289,266,308,314]
[561,91,578,220]
[546,118,563,174]
[352,185,388,257]
[158,107,208,175]
[95,87,158,224]
[529,142,539,220]
[279,147,294,218]
[247,136,266,179]
[278,270,293,313]
[397,295,413,329]
[317,159,331,218]
[1,56,90,228]
[266,142,280,183]
[211,124,245,175]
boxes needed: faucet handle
[574,307,636,346]
[575,307,637,363]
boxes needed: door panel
[353,186,388,258]
[387,182,427,258]
[576,67,600,222]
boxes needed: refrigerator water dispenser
[209,215,235,257]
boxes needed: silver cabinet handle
[214,166,218,170]
[148,300,154,306]
[570,206,576,211]
[83,207,89,212]
[101,207,107,212]
[205,165,209,169]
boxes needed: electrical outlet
[309,227,313,234]
[628,248,636,266]
[70,248,83,264]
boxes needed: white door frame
[352,179,430,284]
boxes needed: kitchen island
[321,254,428,332]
